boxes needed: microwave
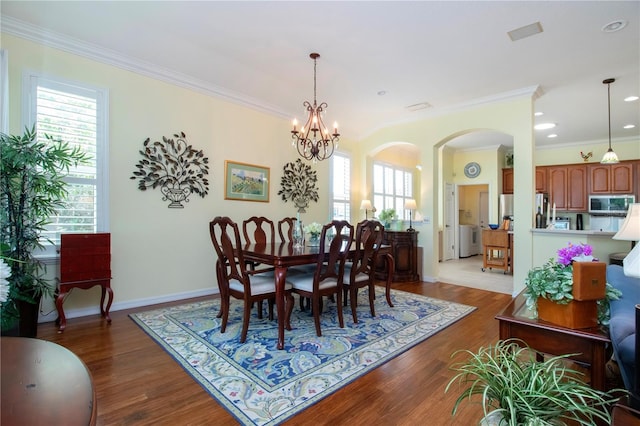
[588,195,635,214]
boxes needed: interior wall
[3,34,357,319]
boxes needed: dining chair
[209,216,294,343]
[342,220,384,323]
[277,217,297,242]
[288,220,354,337]
[242,216,277,318]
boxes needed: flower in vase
[557,242,594,265]
[304,222,323,238]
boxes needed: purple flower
[556,242,593,265]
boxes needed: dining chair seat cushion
[289,273,339,292]
[228,274,292,295]
[342,269,370,285]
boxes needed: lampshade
[613,203,640,242]
[405,199,417,210]
[360,200,373,211]
[613,203,640,278]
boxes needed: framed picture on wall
[224,160,270,202]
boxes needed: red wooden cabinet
[55,233,113,332]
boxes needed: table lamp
[613,203,640,278]
[360,199,373,220]
[405,199,417,232]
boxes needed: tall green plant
[445,339,621,425]
[0,126,90,330]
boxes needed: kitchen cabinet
[535,167,548,193]
[502,167,547,194]
[548,164,587,211]
[588,162,634,194]
[375,230,419,282]
[502,168,514,194]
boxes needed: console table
[375,230,420,282]
[1,337,97,425]
[496,292,610,391]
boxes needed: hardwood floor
[36,282,513,425]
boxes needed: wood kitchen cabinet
[375,230,419,282]
[502,167,547,194]
[548,164,587,211]
[502,168,514,194]
[588,162,635,194]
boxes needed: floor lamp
[405,199,417,232]
[613,203,640,278]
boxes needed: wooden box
[537,297,598,329]
[572,261,606,301]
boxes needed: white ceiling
[2,1,639,151]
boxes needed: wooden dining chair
[342,220,384,323]
[242,216,276,246]
[277,217,297,242]
[288,220,354,337]
[209,216,294,343]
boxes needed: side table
[1,337,97,425]
[496,292,611,391]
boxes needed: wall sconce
[360,199,373,219]
[405,199,417,232]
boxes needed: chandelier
[291,53,339,162]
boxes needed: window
[373,162,413,220]
[23,72,109,253]
[330,153,350,221]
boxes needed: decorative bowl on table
[488,224,499,230]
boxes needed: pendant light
[600,78,620,164]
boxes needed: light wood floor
[36,282,513,425]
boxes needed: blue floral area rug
[130,287,475,425]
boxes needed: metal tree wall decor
[130,131,209,208]
[278,158,319,213]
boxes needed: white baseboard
[39,287,219,324]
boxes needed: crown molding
[1,16,291,120]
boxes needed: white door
[444,182,456,260]
[479,191,489,247]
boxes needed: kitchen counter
[530,228,616,237]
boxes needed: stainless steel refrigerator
[499,194,514,221]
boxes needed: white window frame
[330,152,351,222]
[22,71,109,257]
[373,162,413,220]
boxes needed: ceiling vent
[405,102,431,112]
[508,22,544,41]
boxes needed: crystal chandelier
[600,78,620,164]
[291,53,339,162]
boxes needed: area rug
[130,287,475,425]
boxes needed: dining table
[240,242,394,350]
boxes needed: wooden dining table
[241,242,394,350]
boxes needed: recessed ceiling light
[547,134,558,138]
[602,20,627,33]
[534,122,556,130]
[534,112,544,116]
[624,96,639,102]
[378,90,387,96]
[623,124,636,129]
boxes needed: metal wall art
[130,131,209,208]
[278,158,319,213]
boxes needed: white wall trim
[2,16,290,121]
[38,287,219,323]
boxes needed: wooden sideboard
[375,230,420,282]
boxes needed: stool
[610,252,628,266]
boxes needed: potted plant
[304,222,323,246]
[446,339,621,425]
[1,126,89,336]
[524,242,621,328]
[378,208,397,229]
